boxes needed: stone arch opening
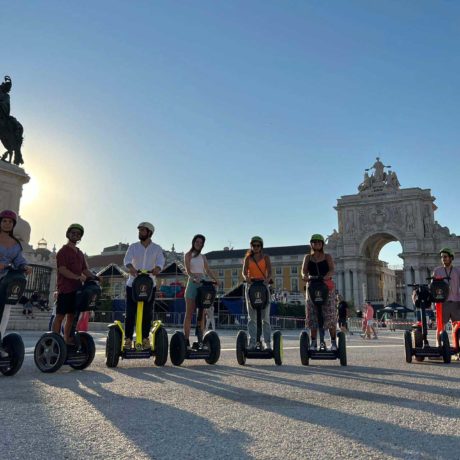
[361,233,403,305]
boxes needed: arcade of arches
[326,158,460,308]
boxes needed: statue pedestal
[0,161,32,252]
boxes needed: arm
[58,265,85,283]
[301,255,309,281]
[152,247,165,275]
[264,255,272,282]
[82,255,94,279]
[203,256,218,282]
[123,245,137,277]
[242,256,250,282]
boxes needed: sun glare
[22,176,40,206]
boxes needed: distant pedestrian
[336,294,352,335]
[362,302,378,339]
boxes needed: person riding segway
[0,210,30,376]
[406,248,460,364]
[106,269,169,367]
[170,279,220,365]
[236,236,283,365]
[170,234,220,366]
[34,223,102,372]
[105,221,168,368]
[299,234,346,366]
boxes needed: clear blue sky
[4,0,460,265]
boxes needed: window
[232,269,238,277]
[275,267,282,275]
[291,266,298,275]
[291,278,299,292]
[232,277,238,287]
[275,277,283,290]
[218,269,224,277]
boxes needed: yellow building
[205,245,310,294]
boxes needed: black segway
[34,278,102,373]
[405,277,452,364]
[236,280,283,366]
[299,276,346,366]
[105,270,169,368]
[170,280,220,366]
[0,266,27,376]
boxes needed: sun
[22,176,40,206]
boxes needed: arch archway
[326,158,460,308]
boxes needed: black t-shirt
[337,300,348,320]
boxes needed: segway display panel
[248,281,268,310]
[132,274,154,303]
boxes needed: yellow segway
[105,270,168,367]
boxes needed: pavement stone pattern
[1,330,459,460]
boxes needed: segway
[0,266,27,376]
[236,280,283,366]
[170,280,220,366]
[299,276,346,366]
[105,270,168,368]
[34,278,102,373]
[405,277,453,364]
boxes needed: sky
[3,0,460,265]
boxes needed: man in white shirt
[123,222,165,349]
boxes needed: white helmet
[137,222,155,234]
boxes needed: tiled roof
[87,254,125,270]
[205,245,310,260]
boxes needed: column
[404,267,413,308]
[345,270,352,302]
[353,270,360,307]
[337,270,344,296]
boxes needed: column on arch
[353,270,360,306]
[345,270,352,302]
[404,266,414,308]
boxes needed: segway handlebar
[244,279,273,284]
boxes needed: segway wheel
[412,329,425,362]
[299,330,310,366]
[170,331,186,366]
[153,326,169,366]
[34,332,67,373]
[404,330,413,364]
[440,331,451,364]
[203,331,220,364]
[273,331,283,366]
[337,331,347,366]
[106,326,122,368]
[69,332,96,370]
[236,330,247,365]
[1,333,25,376]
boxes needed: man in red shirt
[52,224,94,344]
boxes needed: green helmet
[250,236,264,246]
[439,247,454,259]
[310,234,325,243]
[66,223,84,237]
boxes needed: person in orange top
[242,236,272,349]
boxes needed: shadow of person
[34,369,252,459]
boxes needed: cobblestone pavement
[1,330,459,459]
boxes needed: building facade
[205,245,309,295]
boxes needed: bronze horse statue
[0,76,24,166]
[0,116,24,166]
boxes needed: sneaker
[124,338,133,349]
[264,343,272,352]
[372,336,378,340]
[310,340,318,351]
[330,342,338,351]
[248,342,257,351]
[142,338,151,350]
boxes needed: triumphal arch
[326,157,460,308]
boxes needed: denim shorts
[185,278,202,300]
